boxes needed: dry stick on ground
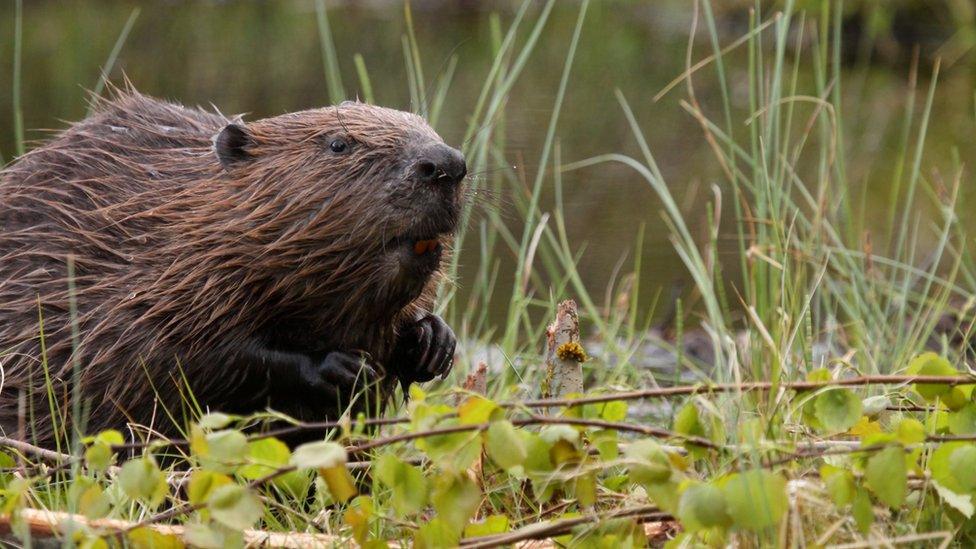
[0,508,350,549]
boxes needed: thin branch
[0,436,73,463]
[513,375,976,409]
[459,505,670,548]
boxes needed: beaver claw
[394,313,456,386]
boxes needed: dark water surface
[1,1,973,329]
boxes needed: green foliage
[485,420,527,470]
[117,456,167,508]
[865,446,907,508]
[82,430,123,472]
[720,470,788,532]
[677,483,732,531]
[373,453,428,517]
[907,352,960,401]
[207,484,263,531]
[813,389,863,433]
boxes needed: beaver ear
[214,123,253,169]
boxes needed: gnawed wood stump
[543,300,586,403]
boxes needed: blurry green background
[1,0,973,326]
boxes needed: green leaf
[907,352,958,401]
[851,488,874,533]
[71,481,110,519]
[574,471,597,507]
[187,470,233,506]
[584,400,627,422]
[929,442,970,493]
[85,443,113,473]
[485,420,526,471]
[416,419,482,472]
[677,483,732,531]
[625,440,673,485]
[590,429,619,461]
[84,430,124,472]
[721,470,787,531]
[128,526,185,549]
[117,457,167,508]
[239,437,290,477]
[290,441,347,469]
[861,395,890,418]
[0,452,14,488]
[198,412,234,430]
[320,465,358,504]
[373,453,428,517]
[463,514,509,538]
[183,522,225,549]
[207,484,264,531]
[343,495,373,545]
[644,480,682,515]
[895,418,926,445]
[458,395,498,424]
[415,517,460,549]
[813,389,862,432]
[520,431,554,475]
[941,386,971,411]
[625,440,680,513]
[948,445,976,492]
[932,479,975,518]
[239,437,309,496]
[432,474,481,533]
[949,403,976,435]
[540,425,580,466]
[673,403,705,437]
[865,446,907,508]
[806,368,831,382]
[94,430,124,445]
[820,464,855,507]
[539,424,579,446]
[199,429,248,471]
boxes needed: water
[1,1,973,330]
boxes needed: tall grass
[11,0,24,159]
[309,0,973,410]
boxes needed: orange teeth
[413,238,440,255]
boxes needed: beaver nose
[415,144,467,186]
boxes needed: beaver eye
[329,138,349,154]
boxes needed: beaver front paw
[290,350,385,410]
[393,313,456,387]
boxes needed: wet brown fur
[0,88,460,444]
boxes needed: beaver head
[210,102,466,331]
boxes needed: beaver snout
[413,143,466,187]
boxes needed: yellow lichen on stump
[556,341,588,363]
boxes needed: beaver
[0,89,466,446]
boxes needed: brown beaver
[0,88,465,446]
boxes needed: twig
[514,375,976,409]
[458,505,670,548]
[349,415,721,455]
[0,436,74,463]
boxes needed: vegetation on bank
[2,0,976,547]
